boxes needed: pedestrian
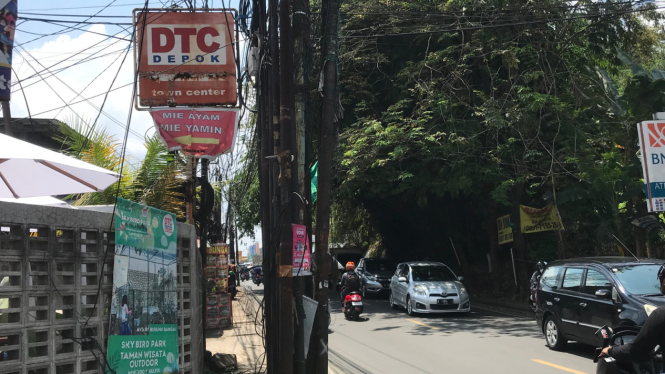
[120,295,132,335]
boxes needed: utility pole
[314,0,341,370]
[2,101,11,136]
[293,0,309,367]
[186,156,196,224]
[278,0,296,370]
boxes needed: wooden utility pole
[314,0,341,370]
[278,0,296,370]
[1,101,11,136]
[186,156,196,224]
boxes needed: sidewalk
[206,286,265,373]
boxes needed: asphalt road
[328,294,598,374]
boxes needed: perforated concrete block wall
[0,202,203,374]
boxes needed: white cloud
[11,24,154,158]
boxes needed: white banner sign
[638,121,665,212]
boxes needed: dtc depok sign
[134,11,237,107]
[638,121,665,212]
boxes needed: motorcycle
[594,325,661,374]
[342,291,364,321]
[240,270,249,282]
[252,273,263,286]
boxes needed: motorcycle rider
[340,262,360,307]
[529,261,547,311]
[600,265,665,364]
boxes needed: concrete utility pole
[278,0,296,369]
[314,0,341,370]
[293,0,310,369]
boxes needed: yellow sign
[520,205,562,233]
[208,243,229,255]
[497,214,513,245]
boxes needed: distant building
[1,118,67,150]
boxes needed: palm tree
[57,119,186,218]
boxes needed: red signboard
[150,108,239,158]
[135,11,237,107]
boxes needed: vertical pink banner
[292,224,312,276]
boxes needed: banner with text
[520,205,562,234]
[150,108,239,159]
[107,198,179,374]
[292,224,312,276]
[497,214,513,245]
[638,121,665,212]
[134,11,237,106]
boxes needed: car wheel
[545,316,567,351]
[389,292,398,310]
[406,296,415,316]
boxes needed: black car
[356,258,397,298]
[535,257,665,351]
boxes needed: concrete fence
[0,201,203,374]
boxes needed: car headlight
[366,274,376,281]
[460,287,467,296]
[645,304,657,316]
[414,285,428,296]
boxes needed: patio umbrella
[0,133,120,198]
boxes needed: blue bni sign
[637,121,665,212]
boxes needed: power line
[342,4,664,39]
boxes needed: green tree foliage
[333,0,665,294]
[58,121,186,219]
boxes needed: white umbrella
[0,196,75,208]
[0,133,120,198]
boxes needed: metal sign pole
[510,248,518,286]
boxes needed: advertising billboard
[0,0,16,101]
[107,198,179,374]
[638,121,665,212]
[519,205,563,234]
[150,107,239,159]
[134,11,237,107]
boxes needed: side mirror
[595,289,611,299]
[398,276,407,283]
[458,276,464,282]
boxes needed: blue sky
[14,1,260,250]
[13,0,243,161]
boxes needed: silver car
[389,262,470,315]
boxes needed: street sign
[638,121,665,212]
[150,108,239,159]
[134,10,237,107]
[519,205,562,233]
[497,214,513,245]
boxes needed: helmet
[346,262,355,271]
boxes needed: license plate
[352,302,362,306]
[437,299,453,305]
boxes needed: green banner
[108,198,179,374]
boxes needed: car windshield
[612,265,663,295]
[365,260,396,273]
[411,266,457,282]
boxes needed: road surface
[328,294,597,374]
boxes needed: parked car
[356,258,397,298]
[389,261,470,315]
[535,257,665,351]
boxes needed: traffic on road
[324,257,665,374]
